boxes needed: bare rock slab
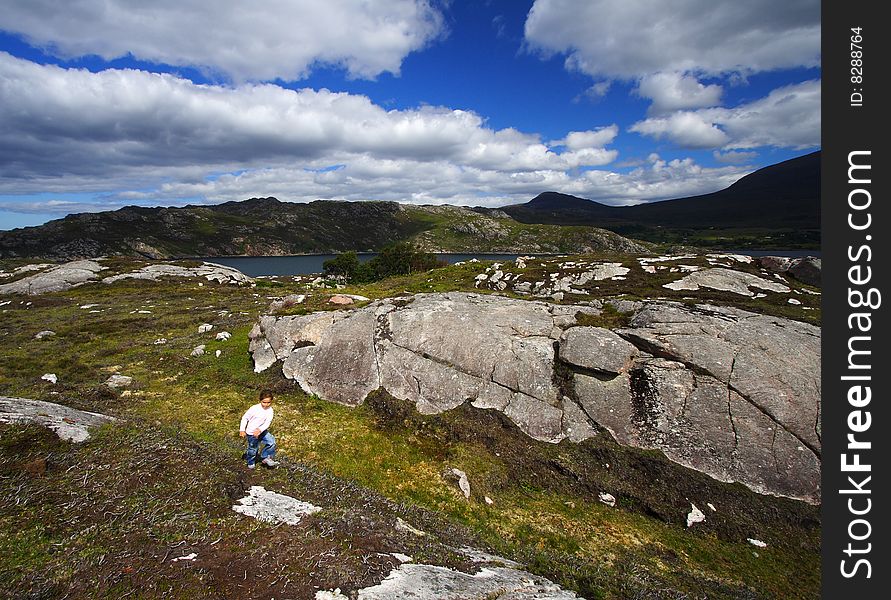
[356,563,581,599]
[0,260,105,295]
[232,486,322,525]
[251,294,821,502]
[559,327,638,374]
[0,397,116,442]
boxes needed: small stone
[34,330,56,340]
[232,486,321,525]
[215,350,222,358]
[707,503,717,512]
[172,553,198,562]
[787,298,802,305]
[154,338,167,345]
[104,374,133,389]
[191,345,206,357]
[23,457,47,476]
[328,294,354,305]
[450,468,471,499]
[395,517,427,537]
[198,324,213,333]
[598,492,616,507]
[215,331,232,341]
[747,538,768,548]
[41,373,57,384]
[484,496,494,505]
[686,503,706,527]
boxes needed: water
[204,253,527,277]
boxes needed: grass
[0,256,821,599]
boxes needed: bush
[323,251,360,280]
[324,243,445,283]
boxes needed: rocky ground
[0,254,821,599]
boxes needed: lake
[203,253,527,277]
[203,250,820,277]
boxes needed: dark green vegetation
[323,243,445,283]
[501,152,820,249]
[0,256,821,599]
[0,153,819,260]
[0,198,646,261]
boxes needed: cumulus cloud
[552,126,618,151]
[630,80,820,150]
[636,72,723,115]
[713,150,758,165]
[0,52,686,210]
[0,52,758,219]
[0,52,608,180]
[0,0,444,81]
[524,0,820,80]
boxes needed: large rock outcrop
[250,293,820,503]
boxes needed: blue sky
[0,0,820,230]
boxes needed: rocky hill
[0,198,648,261]
[0,252,821,598]
[501,152,820,248]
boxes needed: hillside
[0,253,821,598]
[0,199,648,261]
[501,152,821,248]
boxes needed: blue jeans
[246,430,276,466]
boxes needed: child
[239,390,280,469]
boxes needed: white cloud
[0,0,444,81]
[630,80,820,150]
[524,0,820,80]
[552,126,618,151]
[0,52,639,204]
[630,112,729,149]
[636,72,723,115]
[713,150,757,165]
[0,52,757,218]
[0,53,608,181]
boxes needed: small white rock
[198,324,213,333]
[215,350,221,358]
[172,553,198,562]
[191,345,206,357]
[747,538,767,548]
[686,503,706,527]
[598,492,616,507]
[34,330,56,340]
[154,338,167,345]
[787,298,802,305]
[215,331,232,341]
[41,373,58,384]
[104,374,133,389]
[707,503,717,512]
[450,468,471,499]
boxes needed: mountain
[0,153,819,259]
[0,198,647,260]
[501,152,820,248]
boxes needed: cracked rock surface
[0,397,116,442]
[0,260,106,295]
[251,293,820,503]
[102,262,252,285]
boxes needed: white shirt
[240,403,274,434]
